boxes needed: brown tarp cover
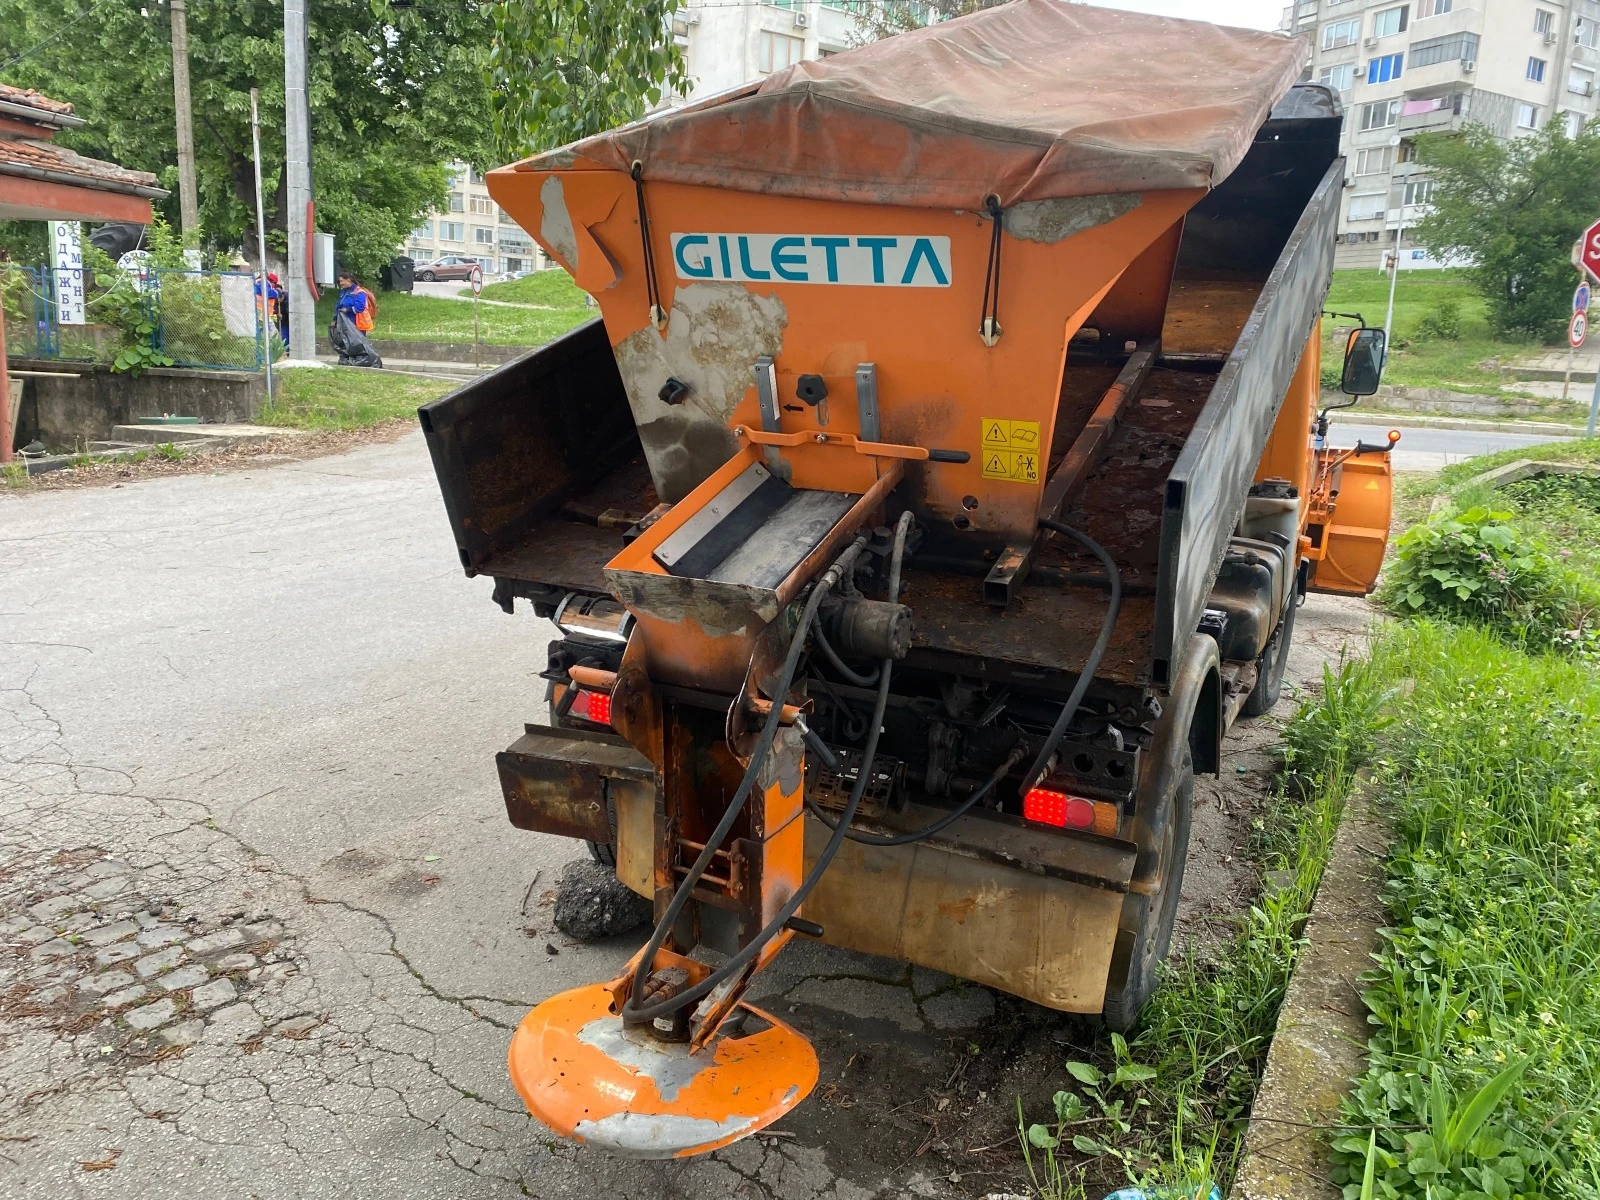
[517,0,1308,210]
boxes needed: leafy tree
[0,0,493,279]
[1412,121,1600,341]
[488,0,691,160]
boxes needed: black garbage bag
[328,311,383,368]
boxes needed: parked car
[416,256,484,282]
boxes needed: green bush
[1413,298,1463,342]
[1380,505,1598,652]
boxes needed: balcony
[1397,91,1470,133]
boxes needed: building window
[757,30,805,73]
[1323,18,1361,49]
[1320,62,1356,92]
[1416,0,1452,16]
[1368,53,1404,84]
[1349,193,1387,221]
[1528,57,1547,83]
[448,193,464,213]
[1516,103,1540,130]
[1581,18,1598,48]
[440,221,465,241]
[1569,67,1595,96]
[470,195,493,216]
[1564,110,1586,137]
[473,227,495,245]
[1534,9,1554,35]
[1409,32,1478,69]
[1355,146,1393,175]
[1361,99,1401,130]
[1372,6,1408,38]
[413,220,433,239]
[1403,180,1435,206]
[1397,139,1417,162]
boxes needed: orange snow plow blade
[508,981,819,1159]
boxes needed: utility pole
[1382,220,1402,356]
[283,0,318,362]
[169,0,200,241]
[250,88,275,404]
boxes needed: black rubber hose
[621,536,868,1022]
[813,621,880,687]
[621,515,913,1024]
[808,517,1120,846]
[1016,518,1123,798]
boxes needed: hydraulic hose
[808,517,1121,847]
[622,514,914,1025]
[1015,518,1122,798]
[621,535,868,1023]
[813,621,879,687]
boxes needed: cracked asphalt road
[0,433,1372,1198]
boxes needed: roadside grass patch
[1321,269,1541,397]
[258,367,456,431]
[1019,656,1394,1198]
[312,291,592,347]
[1329,621,1600,1200]
[473,271,591,308]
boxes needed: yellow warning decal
[979,419,1042,482]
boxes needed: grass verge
[473,270,590,307]
[258,366,458,431]
[1019,657,1394,1198]
[1321,269,1546,398]
[313,291,592,347]
[1328,621,1600,1199]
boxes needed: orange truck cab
[419,0,1394,1159]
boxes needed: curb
[1356,412,1586,436]
[1230,784,1389,1200]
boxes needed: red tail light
[1023,788,1119,836]
[569,688,612,726]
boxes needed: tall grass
[1330,622,1600,1199]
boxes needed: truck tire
[544,679,619,867]
[1242,587,1299,718]
[1101,748,1194,1032]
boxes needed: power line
[0,0,119,74]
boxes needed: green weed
[152,442,188,462]
[1330,621,1600,1199]
[257,366,456,431]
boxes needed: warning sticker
[979,419,1042,482]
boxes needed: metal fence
[0,264,270,372]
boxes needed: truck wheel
[1101,749,1194,1032]
[1243,588,1299,718]
[544,680,619,867]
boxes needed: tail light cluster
[1023,787,1120,837]
[568,687,612,726]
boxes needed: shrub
[1379,505,1598,652]
[1413,298,1463,342]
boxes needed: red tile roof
[0,137,160,193]
[0,84,76,117]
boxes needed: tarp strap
[979,195,1004,347]
[631,161,668,332]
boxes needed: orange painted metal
[1254,321,1321,513]
[1305,447,1394,595]
[489,165,1206,540]
[508,976,818,1158]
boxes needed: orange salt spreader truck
[419,0,1397,1160]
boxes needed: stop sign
[1582,218,1600,281]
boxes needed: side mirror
[1340,326,1386,396]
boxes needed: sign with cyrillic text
[671,233,951,288]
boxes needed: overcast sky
[1088,0,1285,32]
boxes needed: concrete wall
[9,357,264,451]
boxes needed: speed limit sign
[1571,310,1588,348]
[471,268,484,296]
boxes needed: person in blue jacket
[335,272,368,324]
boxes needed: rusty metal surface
[801,811,1133,1013]
[907,365,1216,689]
[1155,161,1343,682]
[497,726,655,842]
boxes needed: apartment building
[403,164,548,277]
[1285,0,1600,268]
